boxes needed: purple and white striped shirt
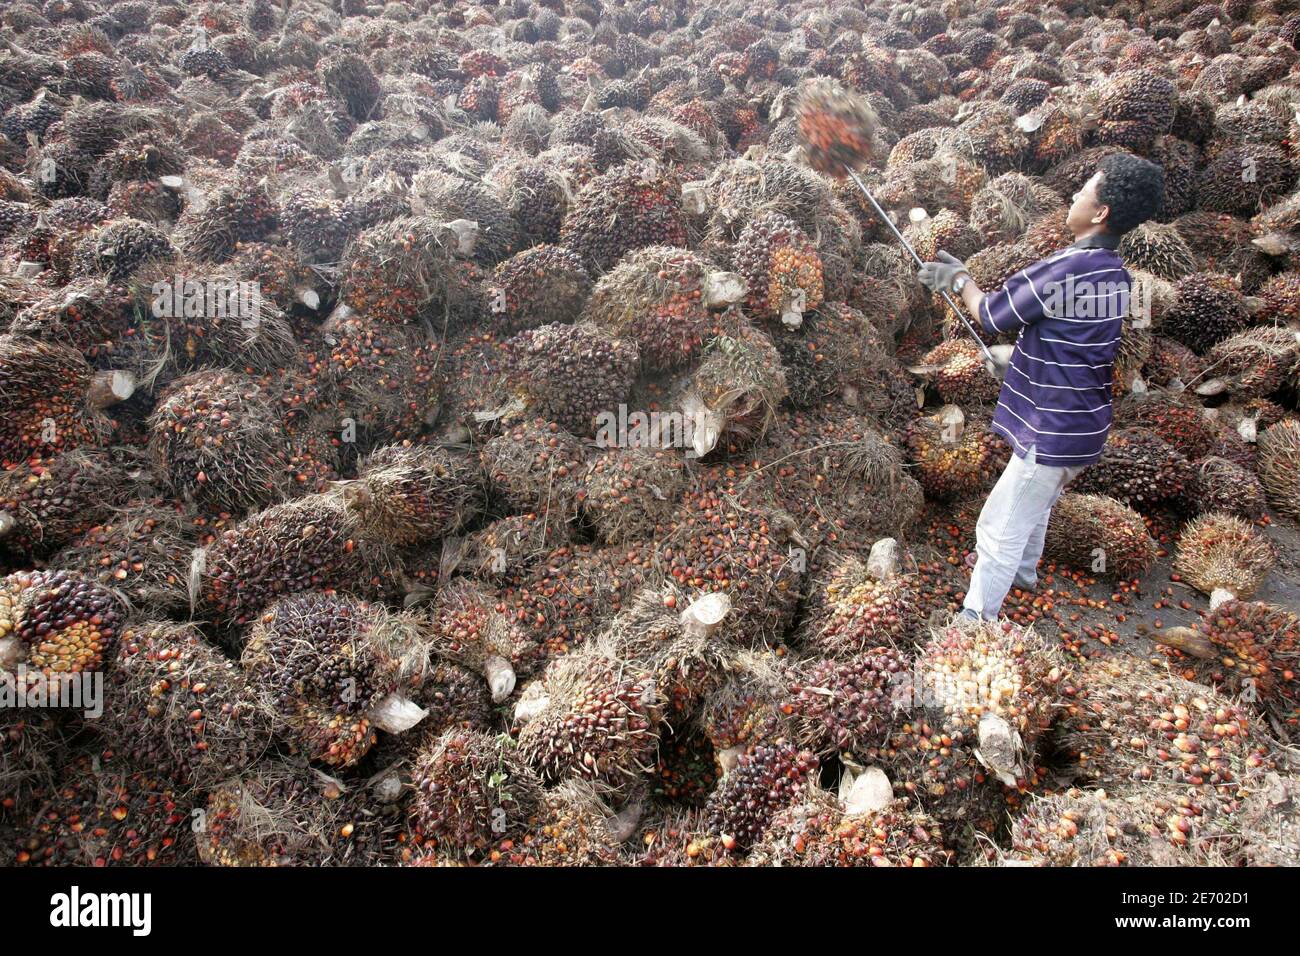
[979,234,1130,467]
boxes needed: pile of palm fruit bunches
[1,0,1300,868]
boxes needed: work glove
[918,251,968,293]
[984,343,1014,380]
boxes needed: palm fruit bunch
[479,418,588,519]
[908,210,984,270]
[1222,391,1290,430]
[515,638,663,784]
[695,648,796,768]
[0,569,126,689]
[1146,136,1200,222]
[1144,335,1206,389]
[1056,655,1275,847]
[381,658,496,752]
[774,303,891,409]
[31,755,199,868]
[601,583,731,723]
[102,621,275,788]
[147,370,293,514]
[1172,212,1265,288]
[196,494,395,630]
[702,741,818,854]
[1126,278,1178,347]
[50,501,191,610]
[227,241,321,314]
[0,448,145,561]
[318,50,380,122]
[785,648,910,756]
[107,179,182,224]
[459,513,573,585]
[1113,318,1155,394]
[860,620,1068,838]
[581,447,687,545]
[1115,393,1216,460]
[488,161,567,247]
[583,246,740,373]
[635,809,735,867]
[99,132,185,185]
[914,339,1001,406]
[1118,223,1197,281]
[69,218,176,283]
[485,779,623,867]
[875,150,985,221]
[174,175,278,263]
[702,159,832,244]
[1073,427,1189,511]
[967,172,1063,245]
[1156,600,1299,728]
[0,335,110,468]
[1173,512,1275,606]
[242,591,430,768]
[0,710,62,827]
[677,318,787,457]
[659,478,805,646]
[275,185,353,265]
[311,313,440,446]
[746,786,951,867]
[0,199,37,243]
[409,173,515,268]
[497,543,652,664]
[279,408,347,494]
[1256,273,1300,325]
[767,413,922,548]
[560,162,688,274]
[496,323,640,437]
[732,211,824,328]
[1004,788,1227,867]
[1042,493,1158,582]
[794,77,880,175]
[1161,272,1249,355]
[1198,326,1300,400]
[1093,69,1176,151]
[1257,419,1300,519]
[488,245,591,335]
[796,549,921,656]
[427,579,534,704]
[196,761,357,867]
[340,216,466,326]
[1187,456,1267,521]
[905,406,1011,502]
[455,75,499,121]
[154,270,297,377]
[1198,145,1297,216]
[341,444,484,548]
[179,42,231,79]
[408,729,543,861]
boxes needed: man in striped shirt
[918,153,1165,621]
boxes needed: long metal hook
[842,165,997,365]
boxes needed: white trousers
[963,445,1084,620]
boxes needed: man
[918,152,1165,622]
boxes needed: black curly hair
[1096,152,1165,235]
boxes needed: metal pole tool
[842,166,998,366]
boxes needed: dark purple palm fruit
[496,323,640,437]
